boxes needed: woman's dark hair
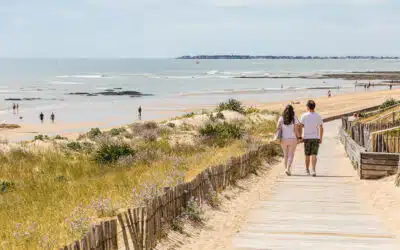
[282,105,295,125]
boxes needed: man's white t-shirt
[300,112,323,139]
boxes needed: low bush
[34,134,50,141]
[216,111,225,120]
[182,112,196,118]
[87,128,102,139]
[94,143,135,164]
[199,122,245,147]
[380,98,400,109]
[67,142,82,151]
[185,197,204,222]
[109,127,126,137]
[217,99,246,114]
[245,106,261,115]
[54,135,68,140]
[0,180,15,193]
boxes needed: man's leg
[305,156,310,175]
[304,140,311,175]
[311,155,317,172]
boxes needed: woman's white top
[277,116,299,139]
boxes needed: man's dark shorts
[304,139,320,156]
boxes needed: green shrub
[216,111,225,120]
[0,180,15,193]
[67,142,82,151]
[34,134,49,141]
[217,99,246,114]
[182,112,196,118]
[380,98,400,109]
[54,135,67,140]
[94,143,135,164]
[245,106,261,115]
[185,197,204,222]
[109,127,126,136]
[199,122,245,147]
[88,128,102,139]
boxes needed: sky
[0,0,399,58]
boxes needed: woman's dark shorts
[304,139,320,156]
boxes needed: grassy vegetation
[0,124,21,129]
[0,99,278,249]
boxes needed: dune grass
[0,100,278,249]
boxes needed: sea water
[0,58,399,136]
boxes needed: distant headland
[177,55,400,60]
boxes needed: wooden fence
[60,143,276,250]
[342,117,400,151]
[372,133,400,153]
[339,124,399,179]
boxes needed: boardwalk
[232,120,398,249]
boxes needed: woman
[276,105,301,176]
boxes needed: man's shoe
[285,169,291,176]
[306,168,310,175]
[311,170,316,177]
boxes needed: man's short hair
[307,100,316,110]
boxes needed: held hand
[319,139,323,144]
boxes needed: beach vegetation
[0,123,20,129]
[109,127,127,137]
[94,142,135,164]
[34,134,50,141]
[184,197,204,222]
[0,179,15,193]
[199,121,245,147]
[380,98,400,109]
[54,135,68,140]
[216,111,225,120]
[182,112,196,118]
[87,128,102,139]
[245,106,261,114]
[66,142,82,151]
[0,98,281,249]
[217,99,246,114]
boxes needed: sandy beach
[2,89,400,142]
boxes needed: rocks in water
[68,90,151,97]
[5,98,42,101]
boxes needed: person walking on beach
[299,100,324,177]
[390,84,393,90]
[138,106,142,120]
[12,103,16,114]
[50,112,55,123]
[328,90,331,98]
[276,105,301,176]
[39,112,44,123]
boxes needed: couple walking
[276,100,324,177]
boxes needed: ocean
[1,58,400,138]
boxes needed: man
[50,112,55,123]
[39,112,44,123]
[299,100,324,177]
[138,106,142,120]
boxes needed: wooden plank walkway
[232,120,398,249]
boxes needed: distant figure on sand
[276,105,301,176]
[12,103,16,114]
[138,106,142,120]
[390,84,393,90]
[328,90,331,98]
[16,103,19,113]
[299,100,324,177]
[50,113,55,123]
[39,112,44,123]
